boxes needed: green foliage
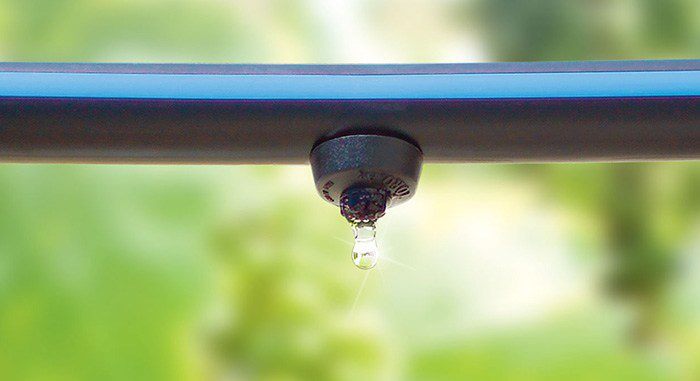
[0,0,247,61]
[412,317,669,381]
[471,0,700,60]
[0,166,210,380]
[471,0,700,344]
[208,198,391,380]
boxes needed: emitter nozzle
[310,134,423,269]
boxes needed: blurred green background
[0,1,699,380]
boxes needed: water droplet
[351,223,379,270]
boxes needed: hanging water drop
[351,222,379,270]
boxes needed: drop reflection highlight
[351,223,379,270]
